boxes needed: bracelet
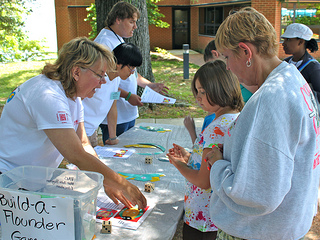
[125,92,131,101]
[108,137,117,141]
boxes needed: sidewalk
[167,49,205,67]
[134,50,205,127]
[136,117,204,127]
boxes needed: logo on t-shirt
[56,111,69,123]
[7,87,20,103]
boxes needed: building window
[281,3,320,40]
[199,7,223,36]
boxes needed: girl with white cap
[281,23,320,100]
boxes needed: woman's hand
[205,145,223,170]
[103,179,147,210]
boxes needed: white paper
[141,86,176,104]
[96,192,155,230]
[94,146,135,159]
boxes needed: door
[172,8,190,49]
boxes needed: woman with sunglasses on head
[282,23,320,101]
[0,37,147,210]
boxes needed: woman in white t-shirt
[0,37,147,210]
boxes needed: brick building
[54,0,320,59]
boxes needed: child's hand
[205,145,223,170]
[184,116,195,132]
[173,143,190,163]
[167,143,190,166]
[166,152,187,167]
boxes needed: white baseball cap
[281,23,313,41]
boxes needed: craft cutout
[96,192,155,230]
[117,172,165,182]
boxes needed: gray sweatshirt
[210,62,320,240]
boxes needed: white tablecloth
[94,123,195,240]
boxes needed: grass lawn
[0,53,206,119]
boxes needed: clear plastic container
[0,166,103,240]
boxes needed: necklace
[108,26,124,44]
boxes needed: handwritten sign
[0,190,75,240]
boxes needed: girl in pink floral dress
[167,60,244,240]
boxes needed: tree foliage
[0,0,27,42]
[85,3,97,40]
[295,4,320,25]
[147,0,170,28]
[0,0,47,62]
[85,0,169,39]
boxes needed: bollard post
[183,44,189,79]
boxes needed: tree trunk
[95,0,155,89]
[95,0,114,34]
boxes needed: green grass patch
[139,55,206,119]
[0,60,54,105]
[0,54,206,119]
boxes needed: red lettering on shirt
[56,111,68,123]
[313,153,320,169]
[301,83,320,169]
[300,83,320,134]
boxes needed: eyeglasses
[127,65,136,73]
[87,68,107,81]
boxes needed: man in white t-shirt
[95,1,169,143]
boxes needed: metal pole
[183,44,189,79]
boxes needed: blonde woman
[0,37,146,210]
[206,7,319,240]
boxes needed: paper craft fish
[117,172,165,182]
[139,126,172,132]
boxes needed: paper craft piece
[117,172,165,182]
[158,156,170,162]
[141,86,176,104]
[123,143,166,155]
[97,208,118,220]
[123,144,157,149]
[94,146,135,159]
[139,126,172,132]
[96,193,155,230]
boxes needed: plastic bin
[0,166,103,240]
